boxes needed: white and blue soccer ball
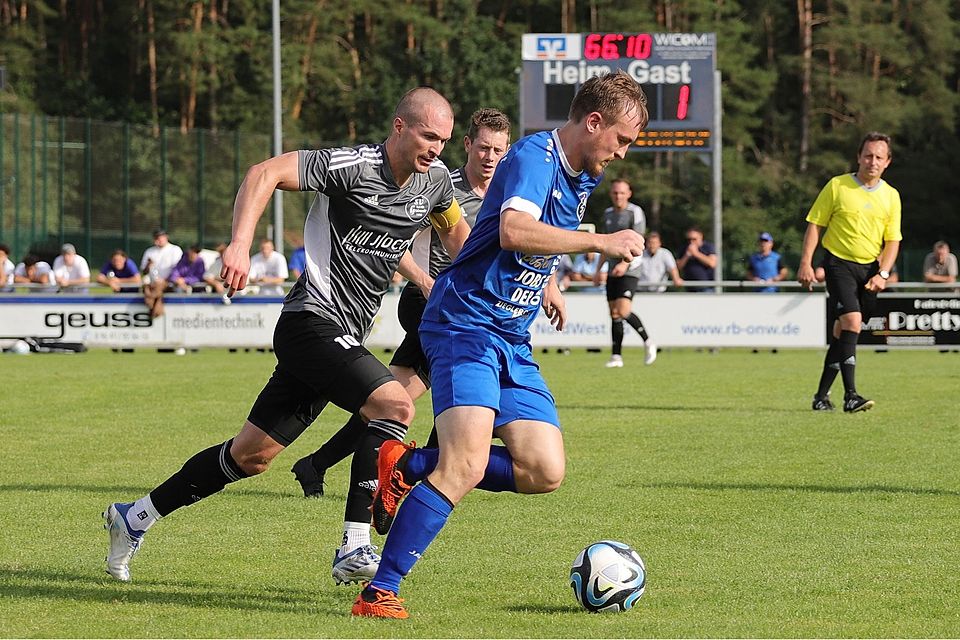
[570,540,646,613]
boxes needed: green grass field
[1,347,958,637]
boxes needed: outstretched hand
[601,230,645,262]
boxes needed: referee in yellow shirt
[798,132,902,413]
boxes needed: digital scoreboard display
[520,33,716,151]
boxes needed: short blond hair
[569,71,648,130]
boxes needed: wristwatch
[878,270,890,280]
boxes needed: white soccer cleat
[332,544,381,585]
[605,355,624,368]
[644,342,658,366]
[103,503,144,582]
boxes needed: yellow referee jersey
[806,173,902,264]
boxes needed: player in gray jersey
[101,87,470,586]
[594,178,658,367]
[291,109,511,578]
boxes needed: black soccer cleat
[811,395,835,411]
[291,456,325,497]
[843,393,875,413]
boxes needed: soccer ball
[570,540,646,613]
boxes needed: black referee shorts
[388,284,431,386]
[247,311,395,446]
[823,251,879,319]
[606,275,638,301]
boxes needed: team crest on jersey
[576,192,589,221]
[405,196,430,221]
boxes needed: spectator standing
[14,255,56,290]
[52,243,91,292]
[169,245,208,292]
[923,241,958,285]
[0,243,14,291]
[596,178,653,367]
[636,231,682,292]
[97,250,141,292]
[797,131,901,413]
[248,238,289,295]
[747,232,788,292]
[676,226,717,292]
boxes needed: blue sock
[476,445,517,492]
[371,482,452,594]
[404,448,439,483]
[405,445,516,491]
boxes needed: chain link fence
[0,113,317,268]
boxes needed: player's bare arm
[866,240,900,292]
[436,216,470,262]
[396,250,433,299]
[500,209,643,260]
[221,151,301,294]
[797,222,824,290]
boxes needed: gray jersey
[284,144,455,340]
[410,165,484,278]
[602,202,647,277]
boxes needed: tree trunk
[208,1,219,131]
[145,0,159,136]
[797,0,812,172]
[181,1,203,133]
[292,3,323,121]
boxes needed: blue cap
[758,232,773,242]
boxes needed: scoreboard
[520,32,716,151]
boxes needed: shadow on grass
[0,566,346,614]
[637,480,960,497]
[0,483,299,500]
[504,603,582,614]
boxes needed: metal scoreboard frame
[520,32,716,151]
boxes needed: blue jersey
[748,250,783,292]
[423,130,602,342]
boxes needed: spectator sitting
[169,244,208,292]
[676,226,717,292]
[141,229,183,318]
[52,243,91,292]
[14,254,57,290]
[289,244,306,280]
[0,243,13,291]
[747,232,788,293]
[573,251,607,284]
[97,249,142,292]
[248,238,289,296]
[636,231,683,292]
[203,242,228,294]
[923,241,958,286]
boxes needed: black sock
[150,439,250,517]
[310,414,365,472]
[345,418,408,523]
[816,340,842,398]
[624,313,649,342]
[838,330,859,395]
[611,319,624,356]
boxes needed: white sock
[341,521,371,552]
[125,495,161,533]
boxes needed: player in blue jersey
[352,71,649,619]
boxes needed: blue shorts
[419,320,559,429]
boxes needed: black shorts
[247,311,395,446]
[823,251,879,319]
[389,285,431,386]
[606,275,638,301]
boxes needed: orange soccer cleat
[370,439,415,535]
[351,585,409,619]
